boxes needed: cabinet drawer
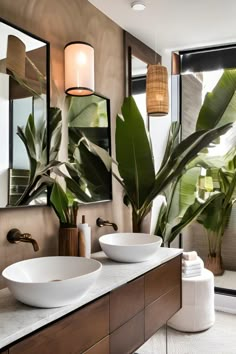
[145,285,181,340]
[145,255,181,306]
[9,295,109,354]
[1,351,8,354]
[110,311,144,354]
[83,336,109,354]
[110,276,144,332]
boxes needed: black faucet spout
[7,228,39,252]
[96,217,118,231]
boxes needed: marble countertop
[0,248,182,350]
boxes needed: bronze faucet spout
[7,228,39,252]
[96,218,118,231]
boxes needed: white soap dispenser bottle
[78,215,91,258]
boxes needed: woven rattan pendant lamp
[146,63,169,116]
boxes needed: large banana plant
[156,68,236,244]
[115,96,232,232]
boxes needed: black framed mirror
[124,31,161,129]
[0,18,49,208]
[67,93,112,203]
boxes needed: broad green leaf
[116,96,155,209]
[16,109,62,206]
[160,121,180,169]
[76,142,111,200]
[50,182,68,224]
[178,167,201,217]
[166,193,222,243]
[146,123,232,207]
[154,202,167,238]
[69,102,98,127]
[65,177,94,203]
[196,69,236,130]
[68,95,108,128]
[49,107,62,161]
[82,138,112,171]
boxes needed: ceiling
[88,0,236,54]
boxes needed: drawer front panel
[110,276,144,332]
[83,336,109,354]
[1,351,8,354]
[9,295,109,354]
[145,285,181,340]
[110,311,144,354]
[145,255,181,306]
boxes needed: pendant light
[146,63,169,116]
[64,41,94,96]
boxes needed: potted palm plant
[196,162,236,275]
[50,181,80,256]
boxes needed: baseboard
[215,293,236,314]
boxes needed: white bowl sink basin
[2,256,102,308]
[99,233,162,263]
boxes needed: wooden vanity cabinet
[7,255,181,354]
[110,276,145,332]
[1,350,8,354]
[144,256,182,340]
[9,296,109,354]
[83,337,109,354]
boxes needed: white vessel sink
[99,233,162,263]
[2,256,102,308]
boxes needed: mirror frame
[0,16,50,208]
[67,92,112,204]
[124,31,161,96]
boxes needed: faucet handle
[7,228,24,243]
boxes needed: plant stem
[132,209,142,233]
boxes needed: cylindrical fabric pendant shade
[64,41,94,96]
[146,64,169,116]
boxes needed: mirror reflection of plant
[67,94,111,202]
[66,135,112,202]
[15,107,62,205]
[68,95,108,128]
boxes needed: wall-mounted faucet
[7,228,39,252]
[96,217,118,231]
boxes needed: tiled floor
[138,311,236,354]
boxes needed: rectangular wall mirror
[67,93,112,203]
[0,18,49,208]
[124,31,161,130]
